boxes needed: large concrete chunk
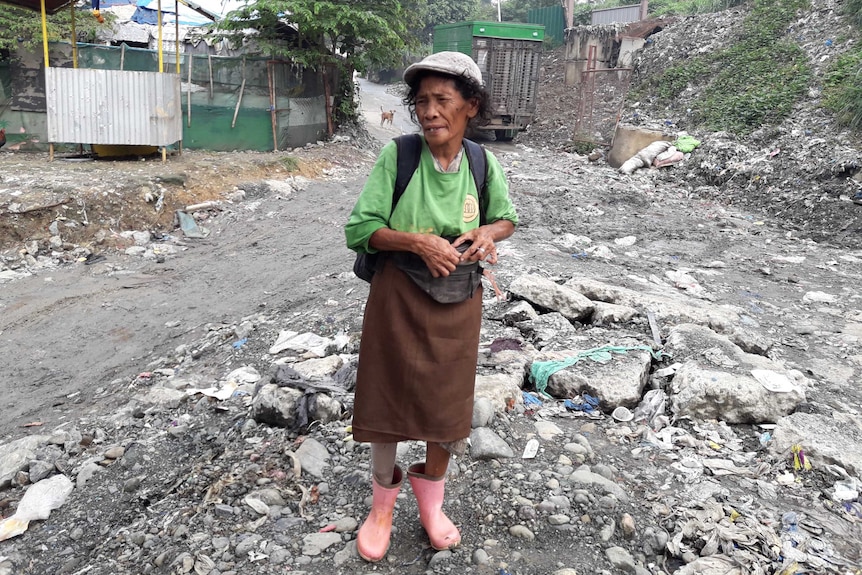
[770,412,862,480]
[250,384,304,428]
[540,348,652,409]
[509,274,594,322]
[671,361,805,424]
[564,277,741,333]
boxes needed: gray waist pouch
[390,242,482,304]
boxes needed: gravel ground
[1,3,862,575]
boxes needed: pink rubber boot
[356,466,403,562]
[407,462,461,550]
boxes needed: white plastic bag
[0,474,74,541]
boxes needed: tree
[0,5,111,54]
[501,0,560,23]
[420,0,481,39]
[214,0,410,126]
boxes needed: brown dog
[380,107,396,126]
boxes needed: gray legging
[371,442,398,486]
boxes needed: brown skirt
[352,258,483,444]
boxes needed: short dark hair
[403,71,492,128]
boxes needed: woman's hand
[452,220,515,265]
[416,234,461,277]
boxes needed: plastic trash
[176,210,210,239]
[564,393,600,413]
[751,369,794,393]
[522,438,540,459]
[522,392,543,407]
[611,406,634,422]
[0,475,74,541]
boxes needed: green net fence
[1,42,328,151]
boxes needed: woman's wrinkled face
[415,76,478,149]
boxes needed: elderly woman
[344,51,518,562]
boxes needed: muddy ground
[1,4,862,574]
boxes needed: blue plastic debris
[232,338,248,349]
[565,394,600,412]
[522,392,543,407]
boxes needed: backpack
[353,134,489,283]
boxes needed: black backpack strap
[463,138,488,225]
[392,134,423,215]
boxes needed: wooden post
[187,53,193,127]
[120,43,126,70]
[322,64,334,137]
[267,61,278,152]
[565,0,574,28]
[207,54,213,101]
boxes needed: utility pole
[497,0,501,22]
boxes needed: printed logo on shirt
[463,195,479,223]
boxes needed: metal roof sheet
[0,0,74,14]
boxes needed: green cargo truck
[433,21,544,141]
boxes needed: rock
[470,428,515,460]
[76,461,102,488]
[472,548,490,565]
[0,435,49,487]
[497,300,540,325]
[542,346,652,409]
[564,277,740,332]
[568,467,629,502]
[620,513,636,538]
[590,301,638,325]
[250,384,304,428]
[605,546,636,573]
[509,274,595,322]
[472,397,495,428]
[535,420,564,440]
[291,356,344,380]
[301,532,341,555]
[133,387,187,409]
[671,360,805,423]
[508,525,535,540]
[235,534,262,558]
[27,460,54,483]
[770,412,862,479]
[295,437,330,479]
[474,372,524,412]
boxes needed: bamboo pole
[120,43,126,70]
[231,57,245,128]
[208,54,213,100]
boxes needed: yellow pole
[175,0,180,74]
[158,0,164,72]
[40,0,49,68]
[71,4,78,68]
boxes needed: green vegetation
[823,48,862,132]
[280,156,300,172]
[821,0,862,131]
[0,5,112,53]
[631,0,811,135]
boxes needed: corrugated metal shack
[0,42,328,153]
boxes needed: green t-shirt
[345,138,518,253]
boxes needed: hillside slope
[521,0,862,247]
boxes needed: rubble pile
[519,0,862,247]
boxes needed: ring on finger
[477,247,486,253]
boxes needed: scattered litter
[232,338,248,350]
[611,406,633,422]
[792,444,812,472]
[751,369,794,393]
[522,438,540,459]
[176,210,210,239]
[564,393,600,413]
[0,475,74,541]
